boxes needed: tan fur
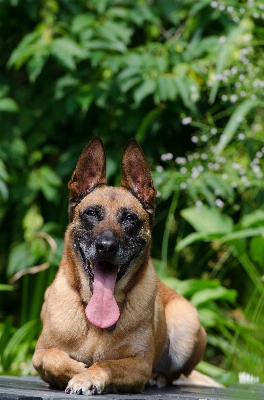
[32,137,207,395]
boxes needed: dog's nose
[95,232,118,257]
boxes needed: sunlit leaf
[181,205,234,234]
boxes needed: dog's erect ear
[68,136,106,220]
[121,139,157,215]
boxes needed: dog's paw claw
[65,387,71,394]
[92,385,98,395]
[76,388,83,395]
[149,372,167,388]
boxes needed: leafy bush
[0,0,264,383]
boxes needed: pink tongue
[85,261,120,329]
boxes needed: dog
[32,136,208,395]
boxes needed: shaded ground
[0,375,263,400]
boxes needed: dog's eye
[86,209,96,217]
[124,214,136,222]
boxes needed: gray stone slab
[0,376,262,400]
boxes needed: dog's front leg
[66,357,151,395]
[32,348,87,388]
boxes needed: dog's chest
[69,328,131,365]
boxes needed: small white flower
[175,157,187,164]
[201,135,208,142]
[182,116,192,125]
[231,66,238,74]
[180,167,187,174]
[219,5,225,11]
[222,173,228,180]
[161,153,173,161]
[232,163,241,170]
[239,372,259,384]
[221,94,228,101]
[187,155,193,161]
[180,182,187,190]
[238,133,245,140]
[156,165,164,172]
[210,128,217,135]
[210,1,218,8]
[191,136,199,143]
[156,190,161,198]
[195,200,203,207]
[215,198,224,208]
[240,91,246,97]
[239,74,245,80]
[239,8,245,13]
[231,182,237,188]
[213,163,220,170]
[219,36,226,44]
[230,94,238,103]
[251,94,257,100]
[201,153,208,160]
[243,34,252,42]
[155,177,162,184]
[256,151,262,158]
[227,6,234,12]
[252,165,260,173]
[191,168,200,179]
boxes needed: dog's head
[66,137,157,329]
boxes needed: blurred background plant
[0,0,264,385]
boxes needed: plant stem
[161,191,179,268]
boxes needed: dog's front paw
[65,371,107,395]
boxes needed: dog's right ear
[68,136,106,220]
[121,139,156,216]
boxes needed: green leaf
[249,237,264,265]
[240,210,264,228]
[0,98,19,112]
[209,25,245,103]
[0,284,14,292]
[191,286,237,308]
[7,31,40,69]
[7,242,35,277]
[217,227,264,246]
[27,54,47,82]
[176,231,222,252]
[198,309,219,328]
[71,14,95,34]
[2,319,40,370]
[181,205,234,234]
[215,99,263,155]
[133,79,155,104]
[51,37,85,70]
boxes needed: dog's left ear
[68,136,106,220]
[121,139,157,215]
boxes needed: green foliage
[0,0,264,383]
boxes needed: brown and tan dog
[33,136,207,395]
